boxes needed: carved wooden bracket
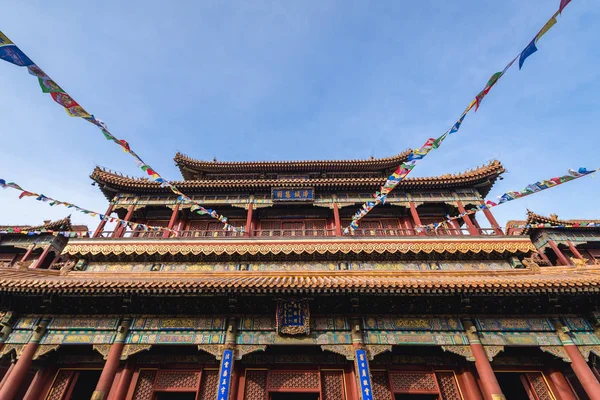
[484,346,504,361]
[93,344,112,360]
[540,346,571,362]
[33,344,60,360]
[441,345,475,362]
[236,345,267,360]
[0,344,25,360]
[321,345,355,360]
[578,346,600,362]
[120,344,152,360]
[366,344,393,360]
[197,344,222,359]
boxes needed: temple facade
[1,153,600,399]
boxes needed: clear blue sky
[1,0,598,230]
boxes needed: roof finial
[550,213,559,221]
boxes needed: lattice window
[321,371,345,400]
[188,221,209,237]
[47,370,75,400]
[389,372,438,393]
[199,370,219,400]
[305,219,328,236]
[259,221,280,237]
[282,222,303,237]
[133,370,157,400]
[436,372,461,400]
[245,370,268,400]
[154,371,201,390]
[381,218,402,236]
[372,371,392,400]
[525,372,553,400]
[267,371,320,390]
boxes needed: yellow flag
[536,12,559,43]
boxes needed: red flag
[559,0,571,13]
[18,191,36,199]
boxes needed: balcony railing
[91,227,500,239]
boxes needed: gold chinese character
[285,191,291,198]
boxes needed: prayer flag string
[343,1,572,235]
[0,178,175,235]
[0,31,242,233]
[415,167,597,234]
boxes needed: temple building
[1,153,600,399]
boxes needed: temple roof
[0,216,88,233]
[174,151,413,178]
[91,160,505,199]
[507,211,600,235]
[0,265,599,295]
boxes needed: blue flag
[519,39,538,70]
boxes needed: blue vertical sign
[217,349,233,400]
[356,349,373,400]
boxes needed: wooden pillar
[548,240,571,266]
[456,201,479,236]
[32,245,52,269]
[554,319,600,399]
[0,318,49,400]
[409,202,425,236]
[92,318,131,400]
[449,219,462,235]
[459,366,483,400]
[481,202,503,235]
[547,368,577,400]
[21,245,35,263]
[462,319,505,400]
[0,363,15,391]
[163,204,180,238]
[568,241,586,262]
[216,318,237,400]
[113,205,135,238]
[112,357,136,400]
[245,203,254,237]
[348,318,374,400]
[23,367,52,400]
[93,203,114,238]
[333,203,342,237]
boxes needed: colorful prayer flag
[519,39,538,70]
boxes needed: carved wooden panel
[132,370,157,400]
[321,370,345,400]
[199,370,219,400]
[154,371,201,390]
[372,371,392,400]
[389,372,438,393]
[525,372,553,400]
[47,370,75,400]
[245,370,268,400]
[436,372,461,400]
[267,371,320,390]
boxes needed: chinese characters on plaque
[271,188,314,202]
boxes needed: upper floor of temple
[90,153,506,239]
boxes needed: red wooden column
[113,205,135,238]
[554,319,600,399]
[456,201,479,235]
[568,241,586,261]
[23,367,52,400]
[112,357,136,400]
[333,203,342,236]
[0,363,15,391]
[458,366,483,400]
[462,319,506,400]
[548,240,571,266]
[32,245,52,269]
[409,202,425,236]
[92,318,131,400]
[163,203,180,238]
[0,318,49,400]
[481,201,503,235]
[547,368,577,400]
[245,203,254,237]
[93,203,114,238]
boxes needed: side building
[0,153,599,399]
